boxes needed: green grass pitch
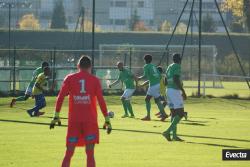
[0,96,250,167]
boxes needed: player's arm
[96,79,112,134]
[165,77,168,86]
[173,75,187,100]
[109,79,119,88]
[140,80,149,87]
[136,74,145,81]
[50,77,70,129]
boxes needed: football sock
[33,103,46,115]
[62,149,74,167]
[155,100,166,116]
[164,115,181,134]
[126,100,134,116]
[16,96,28,101]
[172,124,177,139]
[86,149,95,167]
[145,101,151,117]
[122,100,128,115]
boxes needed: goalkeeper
[50,55,112,167]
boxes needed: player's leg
[121,96,129,118]
[10,86,32,107]
[85,144,95,167]
[126,99,134,118]
[154,97,168,121]
[27,94,46,116]
[151,84,168,121]
[61,145,75,167]
[155,96,168,117]
[163,110,182,140]
[125,89,135,118]
[161,95,168,108]
[172,108,185,141]
[62,123,81,167]
[84,123,99,167]
[27,95,38,117]
[163,88,184,141]
[141,95,152,121]
[34,94,46,116]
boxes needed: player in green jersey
[10,62,49,107]
[163,53,187,141]
[136,54,168,121]
[109,62,136,118]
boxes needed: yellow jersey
[32,73,48,95]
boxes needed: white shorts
[121,89,135,100]
[147,83,160,98]
[167,88,184,109]
[25,86,33,96]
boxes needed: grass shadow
[184,141,243,149]
[1,118,250,144]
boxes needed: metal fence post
[13,46,16,95]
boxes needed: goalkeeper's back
[55,56,108,124]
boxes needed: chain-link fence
[0,47,249,97]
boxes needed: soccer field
[0,96,250,167]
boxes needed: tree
[160,20,172,32]
[202,13,217,32]
[50,0,67,29]
[243,0,250,32]
[133,21,149,31]
[19,14,40,30]
[176,22,187,33]
[80,19,102,32]
[129,9,140,31]
[222,0,250,32]
[230,21,244,32]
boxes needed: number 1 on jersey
[79,79,86,93]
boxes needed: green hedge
[0,30,250,59]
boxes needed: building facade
[0,0,230,32]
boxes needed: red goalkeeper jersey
[55,70,108,124]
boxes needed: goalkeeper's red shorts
[66,122,99,147]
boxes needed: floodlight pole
[198,0,202,97]
[91,0,96,74]
[181,0,195,59]
[81,7,85,49]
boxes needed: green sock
[16,96,27,102]
[122,100,128,115]
[155,100,166,116]
[164,115,181,134]
[172,124,177,139]
[126,100,134,116]
[145,101,151,117]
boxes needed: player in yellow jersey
[27,67,51,117]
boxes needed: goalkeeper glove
[50,112,61,129]
[103,116,112,134]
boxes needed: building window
[115,19,126,25]
[110,1,114,7]
[149,20,154,26]
[115,1,127,7]
[138,1,144,8]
